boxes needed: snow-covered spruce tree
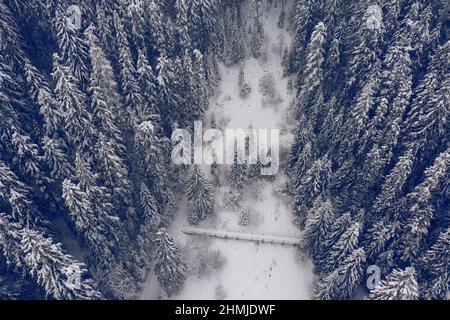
[95,133,131,206]
[303,196,335,262]
[338,59,382,162]
[54,6,89,86]
[51,55,94,149]
[113,12,144,127]
[62,152,123,260]
[140,183,164,230]
[277,0,287,29]
[1,155,100,300]
[289,119,314,169]
[0,56,46,187]
[359,18,417,193]
[0,161,44,226]
[229,151,248,190]
[85,25,125,142]
[154,228,187,297]
[323,0,342,32]
[23,60,63,137]
[281,48,289,76]
[294,155,332,224]
[325,221,362,272]
[314,212,352,270]
[419,228,449,299]
[222,5,245,66]
[174,0,192,52]
[238,67,252,99]
[187,165,214,225]
[134,121,174,213]
[137,50,159,116]
[288,0,319,73]
[397,148,449,263]
[134,121,165,183]
[189,0,217,54]
[85,25,131,206]
[344,3,384,99]
[42,136,73,179]
[125,0,149,53]
[239,208,250,227]
[295,22,326,127]
[291,142,313,189]
[193,50,209,118]
[8,128,42,181]
[364,220,399,266]
[250,17,264,59]
[370,267,419,300]
[210,160,221,187]
[0,215,101,300]
[157,55,184,133]
[316,248,366,300]
[94,1,117,56]
[382,0,403,36]
[180,49,209,122]
[146,0,172,56]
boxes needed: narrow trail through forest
[141,1,313,300]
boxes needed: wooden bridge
[181,226,304,247]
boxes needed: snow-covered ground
[141,0,313,300]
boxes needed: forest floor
[140,0,313,300]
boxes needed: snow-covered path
[140,0,313,300]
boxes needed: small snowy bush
[215,284,227,300]
[239,67,252,99]
[239,208,250,226]
[195,249,227,278]
[259,73,282,105]
[240,83,252,99]
[223,189,242,211]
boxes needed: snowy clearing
[141,0,313,300]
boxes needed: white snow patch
[365,4,383,31]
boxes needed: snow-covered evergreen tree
[0,215,101,300]
[288,0,317,73]
[54,6,89,85]
[316,248,366,300]
[187,165,214,225]
[52,55,94,149]
[370,267,419,300]
[420,228,449,299]
[113,11,144,126]
[157,55,183,132]
[190,0,217,53]
[154,228,187,296]
[223,5,245,66]
[303,197,335,260]
[250,17,264,58]
[295,22,326,125]
[229,151,248,190]
[137,50,159,116]
[294,155,332,223]
[326,221,362,271]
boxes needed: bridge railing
[181,225,305,247]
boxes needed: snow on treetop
[365,4,383,31]
[138,121,155,134]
